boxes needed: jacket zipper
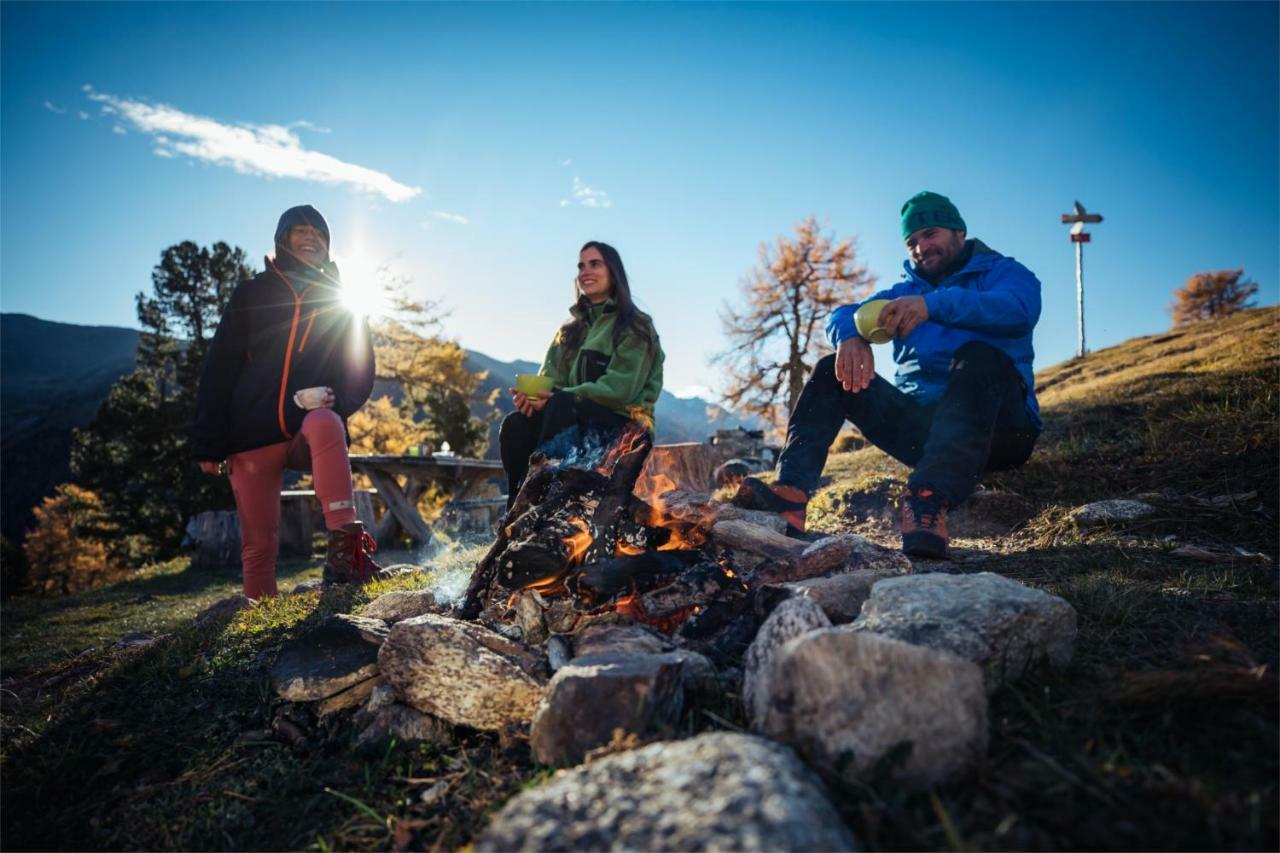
[267,259,314,440]
[297,309,317,353]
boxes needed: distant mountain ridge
[0,313,759,540]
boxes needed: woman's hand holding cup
[294,386,335,410]
[510,387,551,417]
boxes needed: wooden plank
[365,468,434,547]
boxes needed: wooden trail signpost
[1061,200,1104,358]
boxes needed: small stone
[762,629,987,789]
[572,623,674,659]
[530,653,686,767]
[355,703,455,751]
[476,732,857,852]
[743,596,831,731]
[291,579,324,594]
[852,572,1077,692]
[1068,499,1157,527]
[361,588,438,623]
[766,569,898,624]
[115,631,165,650]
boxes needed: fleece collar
[902,239,1001,287]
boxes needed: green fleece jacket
[538,298,664,429]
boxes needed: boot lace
[905,489,947,532]
[345,528,380,582]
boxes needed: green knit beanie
[901,191,966,239]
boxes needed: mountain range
[0,313,759,541]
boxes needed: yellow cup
[515,373,555,396]
[854,300,893,344]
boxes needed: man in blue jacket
[735,191,1042,558]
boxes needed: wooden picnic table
[349,454,505,547]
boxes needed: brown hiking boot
[901,486,949,559]
[731,477,809,535]
[323,521,386,585]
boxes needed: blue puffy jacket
[826,240,1042,428]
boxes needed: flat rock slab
[361,589,439,623]
[1069,499,1157,527]
[572,623,674,658]
[193,594,252,627]
[271,614,385,702]
[379,614,548,730]
[799,534,914,576]
[852,572,1077,692]
[476,732,857,852]
[762,629,987,789]
[318,675,383,717]
[744,596,831,731]
[531,653,686,767]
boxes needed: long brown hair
[556,241,655,354]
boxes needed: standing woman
[191,205,383,599]
[500,241,665,506]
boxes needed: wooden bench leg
[365,470,434,548]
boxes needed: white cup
[293,386,330,410]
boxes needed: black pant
[777,341,1039,506]
[499,391,630,507]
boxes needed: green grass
[3,308,1277,850]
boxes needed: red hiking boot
[901,486,949,559]
[732,477,809,535]
[323,521,386,585]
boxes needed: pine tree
[71,242,254,559]
[714,217,875,427]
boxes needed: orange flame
[562,517,593,568]
[614,541,645,557]
[596,424,648,476]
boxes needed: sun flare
[331,248,390,319]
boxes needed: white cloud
[671,384,715,400]
[559,199,570,207]
[78,111,90,120]
[561,158,572,166]
[570,176,612,209]
[112,125,127,135]
[43,100,66,114]
[424,209,469,225]
[83,86,421,203]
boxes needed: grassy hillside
[2,308,1276,851]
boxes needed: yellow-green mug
[854,299,893,344]
[515,373,555,396]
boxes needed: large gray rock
[570,624,718,701]
[271,614,385,701]
[852,572,1077,692]
[1068,499,1157,527]
[762,629,987,789]
[378,614,547,730]
[743,596,831,731]
[530,653,686,767]
[361,589,438,623]
[476,732,857,852]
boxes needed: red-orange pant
[226,408,357,599]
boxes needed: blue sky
[2,1,1276,398]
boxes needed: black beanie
[274,205,331,253]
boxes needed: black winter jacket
[190,258,375,462]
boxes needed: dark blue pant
[499,391,629,506]
[777,341,1039,506]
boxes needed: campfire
[461,423,876,660]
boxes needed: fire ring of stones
[268,424,1078,846]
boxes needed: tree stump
[184,510,242,571]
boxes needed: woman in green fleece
[500,240,664,506]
